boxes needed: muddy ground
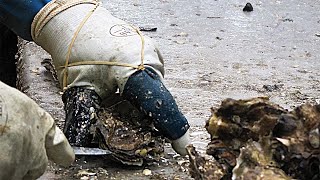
[17,0,320,179]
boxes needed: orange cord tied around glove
[62,2,146,90]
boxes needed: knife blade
[72,146,112,156]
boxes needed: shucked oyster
[92,99,165,166]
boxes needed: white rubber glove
[32,0,164,99]
[0,82,75,180]
[171,129,191,156]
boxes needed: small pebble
[143,169,152,176]
[243,3,253,12]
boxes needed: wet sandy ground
[107,0,320,118]
[28,0,320,179]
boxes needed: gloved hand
[31,0,190,154]
[32,0,164,98]
[31,0,165,146]
[0,81,75,180]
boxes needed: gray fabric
[33,3,164,99]
[0,81,74,180]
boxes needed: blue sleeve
[0,0,51,41]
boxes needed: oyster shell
[189,97,320,179]
[93,99,165,166]
[186,144,227,180]
[206,138,237,171]
[232,138,291,180]
[206,97,286,147]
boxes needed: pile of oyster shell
[187,97,319,180]
[92,97,165,166]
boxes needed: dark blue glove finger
[123,68,190,140]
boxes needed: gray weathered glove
[0,82,75,180]
[31,0,164,99]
